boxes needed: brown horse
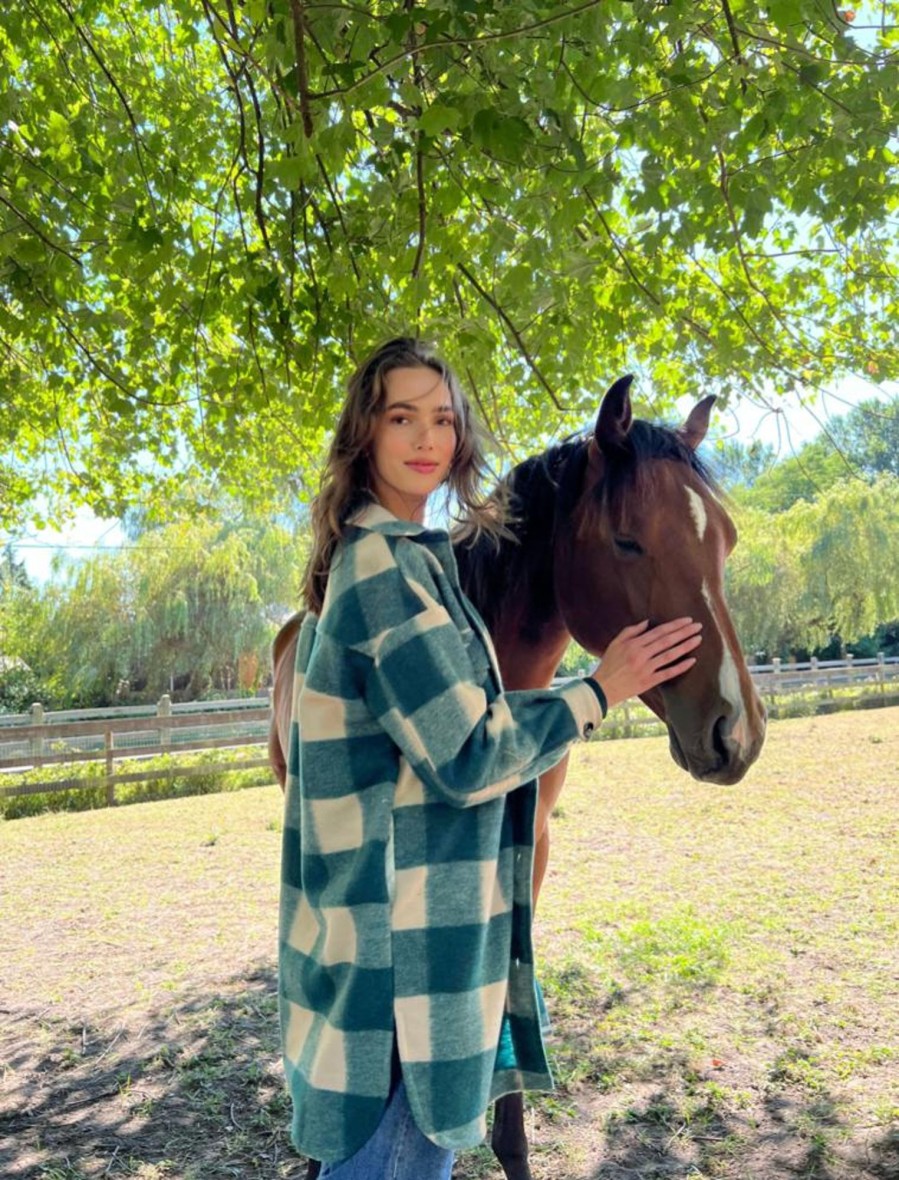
[269,376,766,1180]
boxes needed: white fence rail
[566,654,899,739]
[1,656,897,801]
[0,694,271,803]
[748,654,899,694]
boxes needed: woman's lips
[406,462,438,472]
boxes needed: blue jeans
[318,1082,455,1179]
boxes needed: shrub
[0,665,46,715]
[0,748,274,821]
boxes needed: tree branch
[720,0,749,93]
[202,0,270,251]
[54,0,155,207]
[316,155,360,280]
[53,401,93,495]
[685,250,824,391]
[411,142,427,280]
[0,329,32,371]
[192,158,236,396]
[246,305,270,396]
[584,192,712,344]
[297,183,322,325]
[0,192,84,268]
[464,364,512,453]
[714,148,807,355]
[223,0,271,251]
[313,0,607,99]
[406,0,427,280]
[456,263,566,411]
[451,276,467,319]
[49,310,157,406]
[289,0,315,137]
[244,68,272,251]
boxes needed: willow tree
[2,1,898,520]
[9,514,305,705]
[726,473,899,657]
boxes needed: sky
[7,373,895,585]
[690,374,897,455]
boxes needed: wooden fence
[567,653,899,740]
[747,653,899,697]
[1,656,897,802]
[0,695,271,803]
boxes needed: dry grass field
[1,708,897,1180]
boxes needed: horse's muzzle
[667,707,766,785]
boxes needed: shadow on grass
[497,957,898,1180]
[2,964,897,1180]
[0,966,310,1179]
[585,1082,899,1180]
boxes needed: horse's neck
[455,519,570,691]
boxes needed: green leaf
[419,103,463,136]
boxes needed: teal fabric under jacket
[278,502,602,1162]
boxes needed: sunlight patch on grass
[581,908,730,987]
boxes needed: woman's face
[368,366,458,522]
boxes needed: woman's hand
[588,618,702,711]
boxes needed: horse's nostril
[711,716,730,765]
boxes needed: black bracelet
[583,677,608,719]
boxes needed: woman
[279,337,701,1179]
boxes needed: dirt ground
[1,708,898,1180]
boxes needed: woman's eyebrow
[385,400,455,414]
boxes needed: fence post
[105,728,116,807]
[809,655,821,702]
[877,651,886,697]
[158,694,172,751]
[29,702,45,766]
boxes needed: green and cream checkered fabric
[279,502,602,1162]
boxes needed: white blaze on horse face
[701,580,751,752]
[685,486,708,542]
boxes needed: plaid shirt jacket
[279,502,602,1161]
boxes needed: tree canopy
[2,1,898,522]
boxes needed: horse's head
[555,376,766,785]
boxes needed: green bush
[0,665,46,714]
[0,748,275,821]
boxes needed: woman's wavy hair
[302,336,500,613]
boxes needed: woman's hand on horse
[588,618,702,711]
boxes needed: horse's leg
[492,1092,531,1180]
[532,753,569,905]
[269,612,304,792]
[490,755,571,1180]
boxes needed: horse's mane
[455,439,585,633]
[454,417,718,634]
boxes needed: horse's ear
[594,375,635,456]
[681,395,717,450]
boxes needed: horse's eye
[613,536,644,557]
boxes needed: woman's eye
[613,536,643,556]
